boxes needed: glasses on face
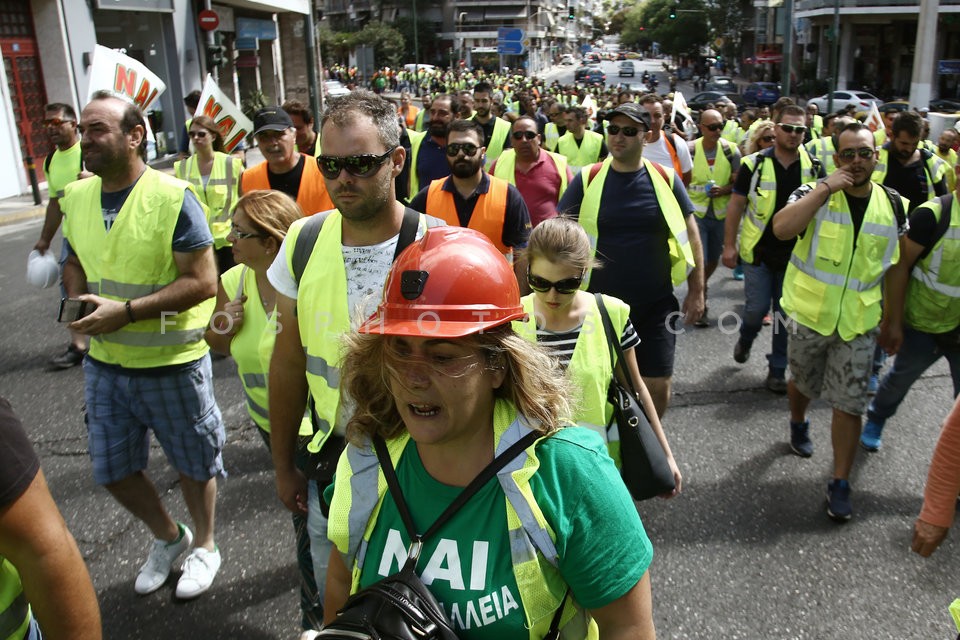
[606,124,643,137]
[511,130,538,141]
[446,142,479,157]
[703,123,724,132]
[229,222,263,240]
[383,340,483,380]
[761,135,776,143]
[43,118,74,128]
[189,130,208,139]
[316,150,394,180]
[527,270,584,295]
[777,123,807,135]
[837,147,876,162]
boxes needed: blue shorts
[83,355,225,485]
[695,214,725,265]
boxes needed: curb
[0,205,45,228]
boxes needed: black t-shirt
[845,192,869,239]
[883,154,925,213]
[477,117,497,148]
[908,196,952,260]
[267,154,306,200]
[0,397,40,509]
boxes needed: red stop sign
[198,9,219,31]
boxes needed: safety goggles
[606,124,644,137]
[43,118,74,127]
[837,147,876,162]
[511,130,538,141]
[317,149,394,179]
[527,270,584,295]
[383,340,483,379]
[777,123,807,135]
[446,142,479,157]
[702,123,724,132]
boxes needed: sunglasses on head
[446,142,479,157]
[511,130,538,140]
[777,123,807,135]
[837,147,875,162]
[703,123,724,132]
[317,150,394,180]
[527,270,584,295]
[606,124,643,137]
[43,118,74,127]
[188,130,208,139]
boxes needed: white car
[324,81,350,98]
[807,91,884,114]
[560,54,576,65]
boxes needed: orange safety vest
[241,157,333,215]
[424,175,511,255]
[660,132,684,176]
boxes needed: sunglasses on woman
[317,150,394,179]
[606,124,643,137]
[188,130,208,139]
[527,270,585,295]
[511,130,538,141]
[446,143,479,157]
[837,147,876,162]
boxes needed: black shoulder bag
[595,294,676,501]
[318,430,569,639]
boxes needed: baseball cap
[605,103,652,130]
[253,106,294,136]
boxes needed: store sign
[236,17,277,40]
[93,0,174,12]
[87,44,165,113]
[938,60,960,75]
[194,75,252,153]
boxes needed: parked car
[687,91,745,113]
[617,51,627,60]
[929,98,960,113]
[618,61,635,78]
[806,90,884,114]
[324,80,350,97]
[560,54,576,65]
[402,63,436,74]
[704,76,737,93]
[742,82,780,106]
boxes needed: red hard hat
[359,227,527,338]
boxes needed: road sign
[938,60,960,75]
[497,27,524,41]
[198,9,219,31]
[497,40,526,55]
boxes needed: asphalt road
[2,214,958,639]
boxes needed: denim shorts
[695,214,725,265]
[83,355,225,484]
[788,324,878,415]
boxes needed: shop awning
[213,0,308,15]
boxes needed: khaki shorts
[787,323,878,415]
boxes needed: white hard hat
[26,249,59,288]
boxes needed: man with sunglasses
[871,110,948,213]
[722,104,824,396]
[773,121,908,522]
[557,102,703,419]
[405,93,458,201]
[687,109,741,328]
[411,119,530,278]
[34,102,90,370]
[240,106,333,215]
[266,92,445,619]
[491,117,572,228]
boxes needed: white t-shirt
[643,132,693,174]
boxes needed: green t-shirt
[333,426,653,639]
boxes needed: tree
[626,0,710,57]
[706,0,751,69]
[354,22,405,68]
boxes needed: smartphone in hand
[58,298,92,323]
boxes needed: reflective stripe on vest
[328,400,597,638]
[688,138,733,219]
[61,168,213,368]
[806,136,837,175]
[781,184,902,340]
[424,176,511,255]
[578,157,694,288]
[740,147,819,263]
[556,130,603,171]
[906,196,960,333]
[241,157,334,215]
[477,117,511,169]
[492,149,569,200]
[174,152,242,248]
[543,122,559,151]
[0,556,29,640]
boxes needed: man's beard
[451,158,480,178]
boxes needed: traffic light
[206,32,228,69]
[568,7,575,20]
[669,8,676,18]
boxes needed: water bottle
[706,179,716,198]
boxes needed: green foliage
[706,0,751,63]
[240,90,267,123]
[622,0,709,56]
[354,22,405,68]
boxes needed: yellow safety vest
[721,119,740,144]
[739,147,820,264]
[556,130,604,171]
[492,149,568,199]
[872,146,947,202]
[543,122,561,152]
[407,130,426,202]
[472,115,511,170]
[61,169,213,368]
[905,195,960,334]
[45,141,82,199]
[805,136,837,175]
[578,157,694,288]
[327,399,597,639]
[781,183,903,340]
[935,147,958,193]
[174,152,244,249]
[688,138,734,220]
[0,556,29,640]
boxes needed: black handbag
[595,294,676,501]
[318,429,567,639]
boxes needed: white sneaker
[175,546,222,599]
[134,524,194,595]
[299,632,321,640]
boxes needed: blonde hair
[234,190,303,246]
[340,324,574,445]
[523,216,598,273]
[745,120,775,155]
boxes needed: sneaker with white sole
[176,546,222,599]
[135,523,193,595]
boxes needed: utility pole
[826,0,840,114]
[909,0,938,109]
[780,0,794,97]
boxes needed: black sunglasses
[317,150,394,179]
[189,130,208,138]
[511,130,538,140]
[777,123,807,135]
[527,270,584,295]
[837,147,875,162]
[761,135,776,143]
[703,123,724,132]
[446,142,479,157]
[607,124,643,137]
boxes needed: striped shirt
[536,320,640,370]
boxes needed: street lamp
[457,11,467,68]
